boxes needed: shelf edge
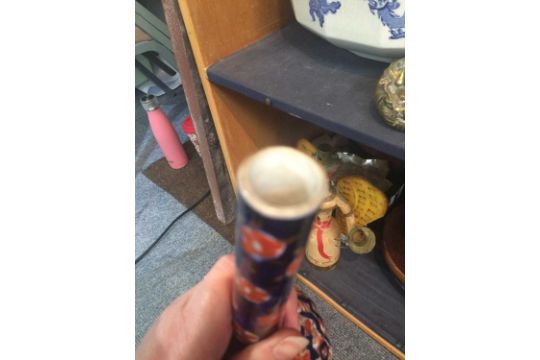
[207,70,405,161]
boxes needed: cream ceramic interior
[237,146,328,220]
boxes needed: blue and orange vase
[296,286,333,360]
[231,146,328,349]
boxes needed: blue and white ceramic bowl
[291,0,405,62]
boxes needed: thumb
[232,329,309,360]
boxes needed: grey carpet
[135,91,397,359]
[135,206,233,344]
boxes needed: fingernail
[272,336,309,360]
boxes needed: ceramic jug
[305,190,356,270]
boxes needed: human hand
[136,254,309,360]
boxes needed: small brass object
[348,226,376,254]
[374,57,405,131]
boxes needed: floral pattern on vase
[368,0,405,39]
[309,0,342,27]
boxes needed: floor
[134,86,396,359]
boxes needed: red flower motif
[255,309,282,328]
[234,321,259,344]
[241,226,286,259]
[235,275,271,304]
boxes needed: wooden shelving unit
[174,1,405,358]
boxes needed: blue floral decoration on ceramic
[309,0,342,27]
[368,0,405,39]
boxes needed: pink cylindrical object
[141,95,188,169]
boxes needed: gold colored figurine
[305,190,356,270]
[374,57,405,131]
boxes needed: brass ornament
[348,226,376,254]
[374,57,405,131]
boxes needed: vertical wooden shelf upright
[172,0,405,358]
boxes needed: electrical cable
[135,190,211,265]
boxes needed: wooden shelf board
[207,23,404,160]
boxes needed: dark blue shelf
[298,231,405,353]
[207,23,404,160]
